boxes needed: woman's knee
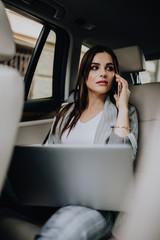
[35,206,113,240]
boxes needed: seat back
[0,1,24,193]
[129,82,160,171]
[113,83,160,240]
[114,46,160,173]
[113,84,160,240]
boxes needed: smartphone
[113,76,119,97]
[117,81,119,97]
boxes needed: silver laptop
[9,144,133,211]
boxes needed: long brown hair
[52,45,120,137]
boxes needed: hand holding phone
[113,74,131,110]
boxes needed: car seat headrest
[114,46,146,73]
[0,1,15,61]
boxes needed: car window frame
[4,4,70,121]
[23,24,69,117]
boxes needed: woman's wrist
[114,107,130,136]
[114,125,130,132]
[118,105,129,113]
[113,125,130,137]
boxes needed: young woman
[35,45,138,240]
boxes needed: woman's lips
[96,80,108,85]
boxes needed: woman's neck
[80,96,105,123]
[86,92,106,111]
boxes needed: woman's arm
[113,74,131,137]
[108,75,138,160]
[108,105,138,160]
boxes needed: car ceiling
[3,0,160,60]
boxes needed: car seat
[112,82,160,240]
[0,0,24,193]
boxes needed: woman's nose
[100,68,107,77]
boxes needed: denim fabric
[35,206,113,240]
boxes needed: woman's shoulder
[52,102,74,121]
[55,102,75,119]
[51,102,75,134]
[60,102,75,112]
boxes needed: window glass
[28,31,56,99]
[4,9,42,77]
[141,60,160,84]
[3,9,56,100]
[80,45,89,62]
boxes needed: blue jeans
[35,205,113,240]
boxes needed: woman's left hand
[113,74,131,110]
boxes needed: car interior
[0,0,160,239]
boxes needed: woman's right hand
[113,74,131,111]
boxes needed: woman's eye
[106,66,114,71]
[90,65,98,70]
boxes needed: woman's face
[86,52,115,96]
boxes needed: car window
[28,31,56,99]
[4,9,42,77]
[80,45,89,62]
[141,60,160,84]
[3,9,56,100]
